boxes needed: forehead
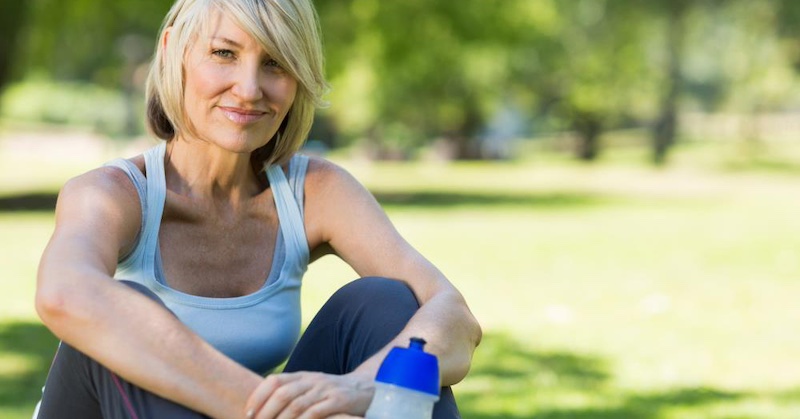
[196,10,258,48]
[178,3,289,70]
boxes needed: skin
[36,10,481,419]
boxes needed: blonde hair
[145,0,328,167]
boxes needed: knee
[287,278,422,374]
[332,277,420,311]
[318,277,421,331]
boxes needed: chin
[218,130,272,154]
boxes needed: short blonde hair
[145,0,328,167]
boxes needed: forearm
[353,289,481,386]
[37,272,261,418]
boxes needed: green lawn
[1,140,800,418]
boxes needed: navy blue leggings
[35,277,460,418]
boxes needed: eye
[264,58,283,70]
[212,49,235,59]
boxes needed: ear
[162,27,172,52]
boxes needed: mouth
[218,106,268,125]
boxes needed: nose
[231,63,263,102]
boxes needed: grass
[317,157,800,418]
[2,135,800,418]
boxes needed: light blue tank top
[105,142,310,375]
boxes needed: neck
[165,136,262,203]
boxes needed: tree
[651,0,689,165]
[0,1,30,96]
[519,0,657,161]
[19,0,169,85]
[317,0,529,159]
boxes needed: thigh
[285,277,462,419]
[35,341,103,419]
[36,341,208,419]
[285,277,420,375]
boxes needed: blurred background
[1,0,800,418]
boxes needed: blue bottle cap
[375,337,440,396]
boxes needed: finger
[255,377,314,419]
[275,391,322,419]
[245,375,283,418]
[297,397,348,419]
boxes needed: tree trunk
[653,104,676,165]
[451,96,484,160]
[574,114,602,161]
[652,2,686,166]
[0,1,29,95]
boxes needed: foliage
[0,76,138,138]
[0,0,30,89]
[19,0,168,85]
[317,0,520,156]
[3,0,800,163]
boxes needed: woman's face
[180,12,297,153]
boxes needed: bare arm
[246,158,481,418]
[305,159,482,386]
[36,167,261,419]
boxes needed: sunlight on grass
[0,214,54,319]
[0,354,37,376]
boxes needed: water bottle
[365,337,440,419]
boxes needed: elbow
[464,313,484,373]
[471,314,483,349]
[444,304,483,385]
[35,279,90,338]
[443,344,477,385]
[456,291,483,350]
[35,261,100,333]
[459,302,483,380]
[35,284,72,330]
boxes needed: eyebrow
[210,37,243,48]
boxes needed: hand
[245,371,374,419]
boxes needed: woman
[33,0,481,418]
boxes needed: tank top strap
[104,158,147,201]
[104,158,148,263]
[141,142,168,265]
[288,154,309,216]
[104,157,148,224]
[266,155,310,268]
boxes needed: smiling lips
[218,106,268,125]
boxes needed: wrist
[215,371,262,419]
[344,370,377,415]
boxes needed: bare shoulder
[302,156,383,248]
[303,155,365,197]
[60,165,140,207]
[62,152,145,201]
[55,164,142,251]
[304,155,353,183]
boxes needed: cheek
[282,79,297,111]
[185,64,228,104]
[182,77,204,124]
[266,77,298,108]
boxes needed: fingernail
[246,409,254,418]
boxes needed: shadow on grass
[372,190,611,210]
[0,324,792,418]
[0,190,612,212]
[0,320,58,412]
[0,193,58,212]
[457,333,747,419]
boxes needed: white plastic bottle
[365,337,440,419]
